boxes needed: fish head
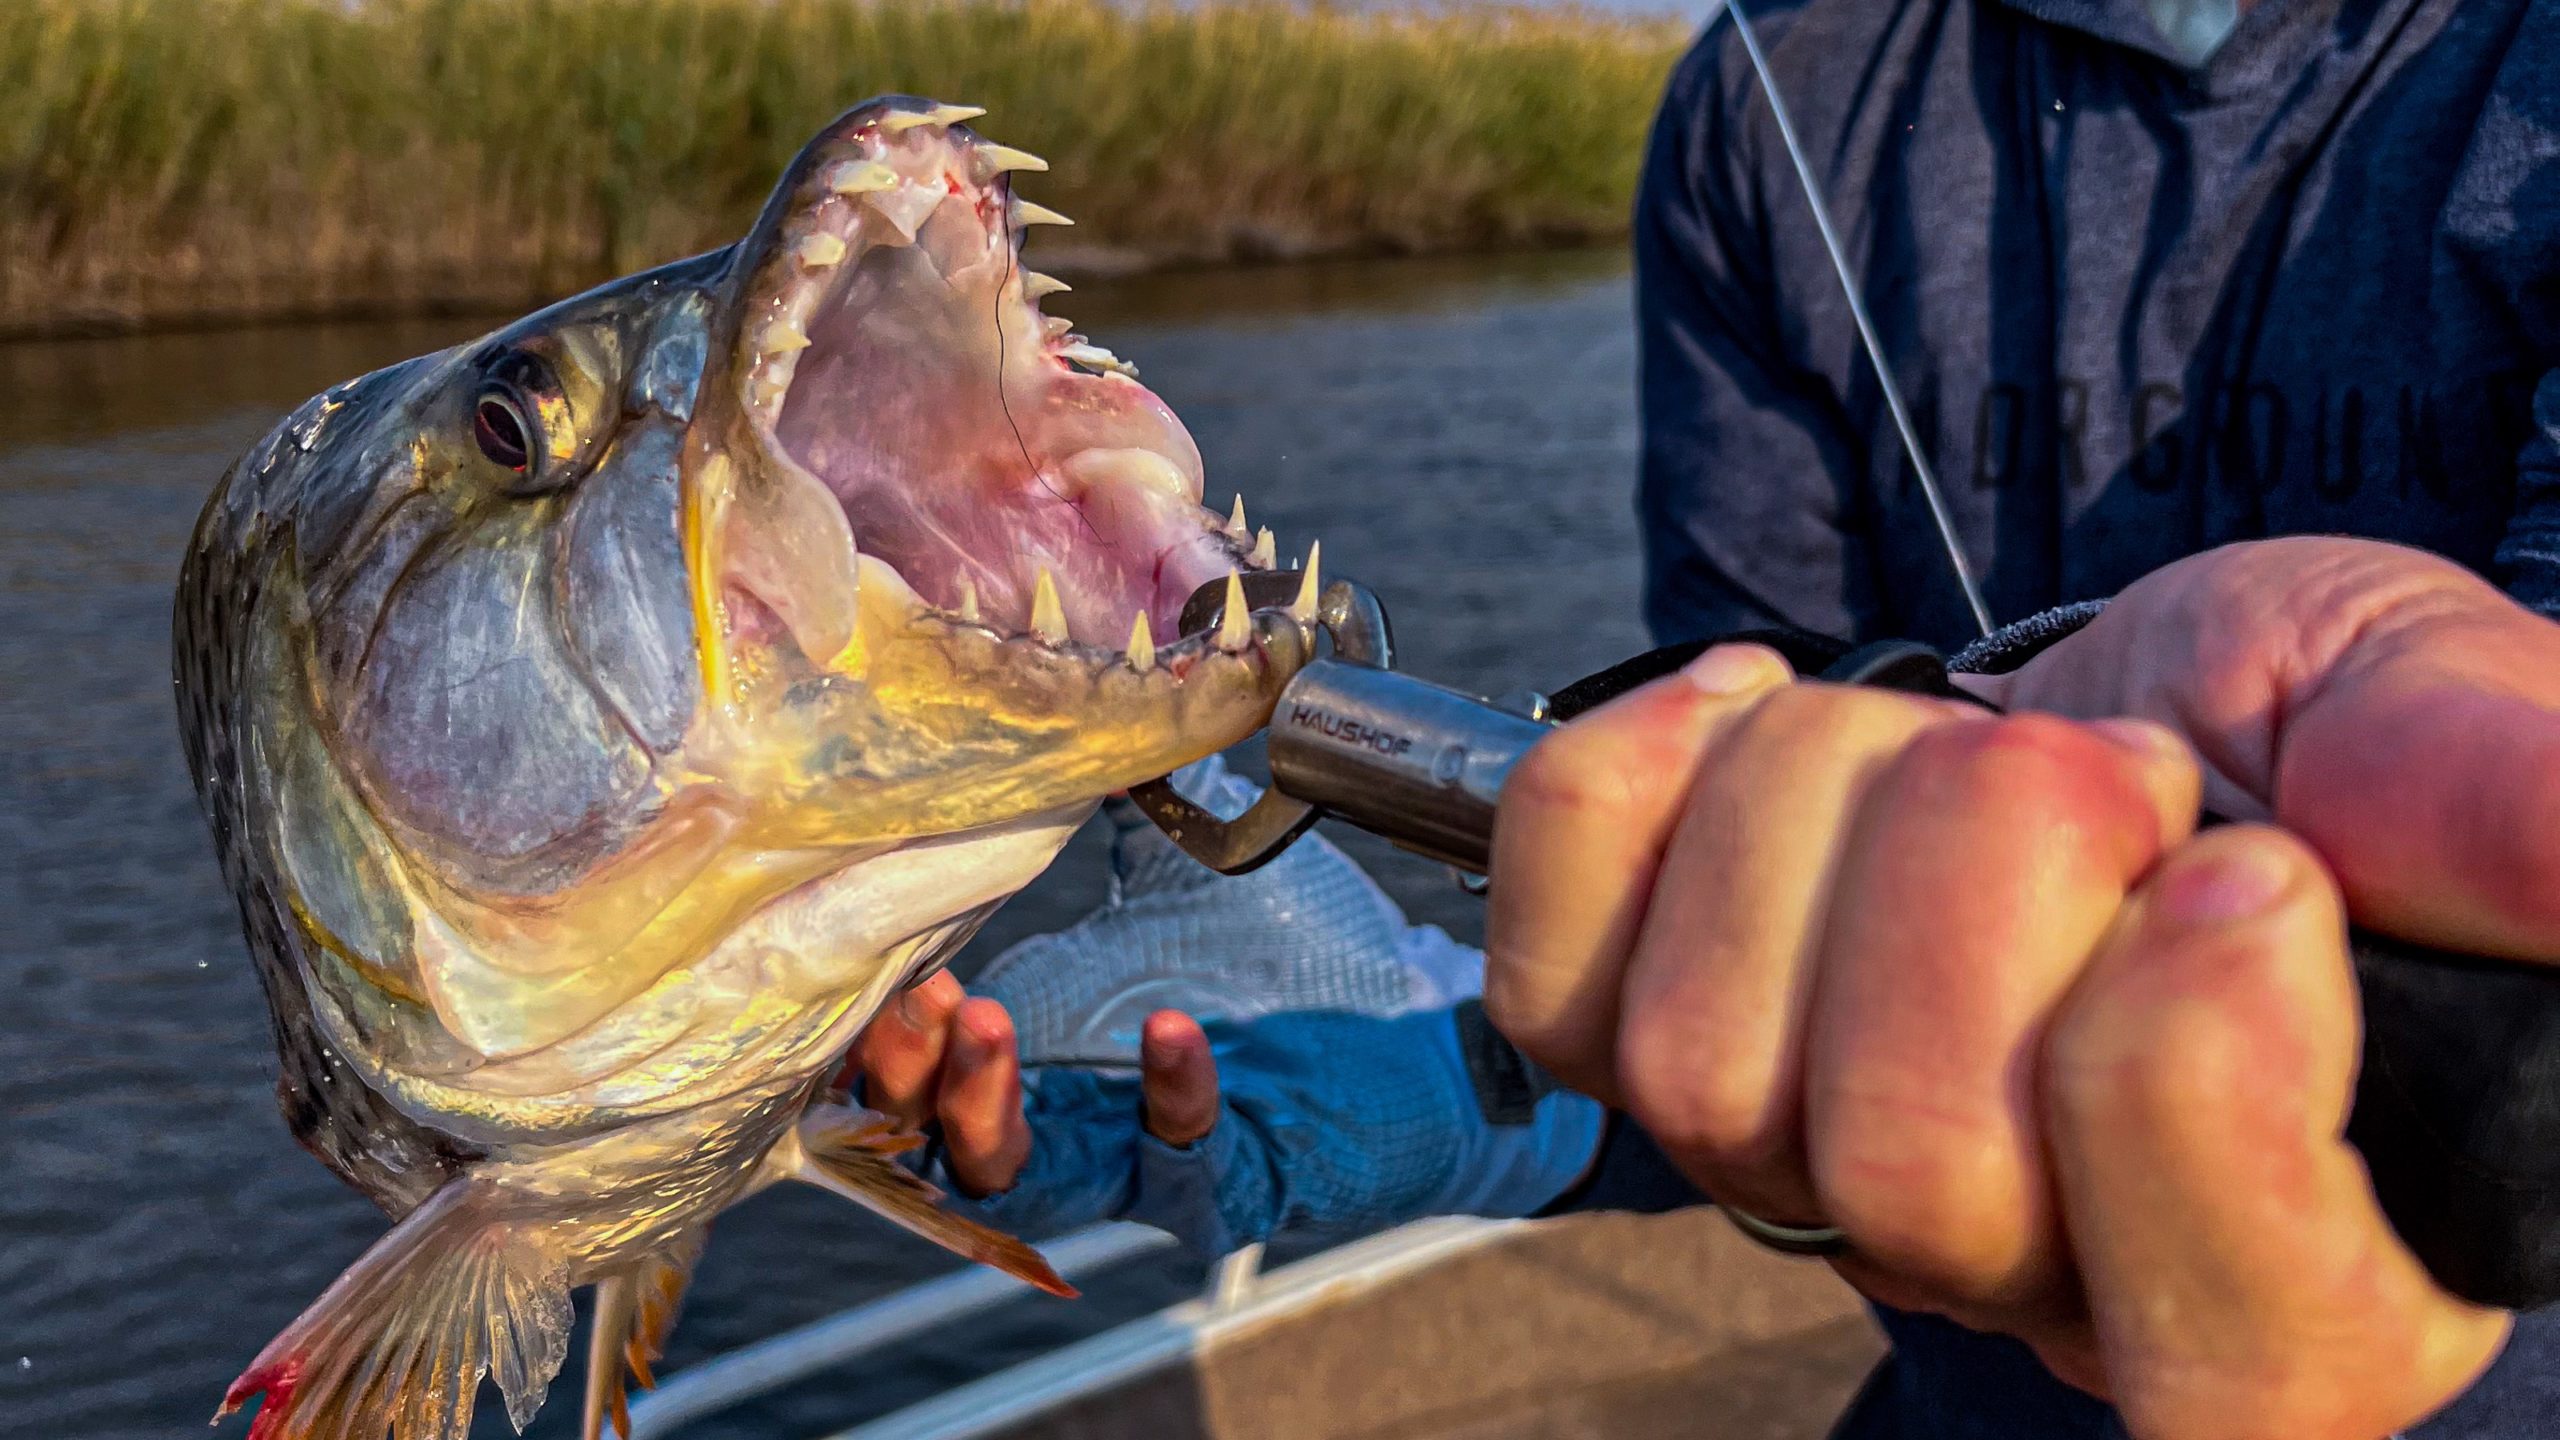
[290,100,1308,885]
[177,100,1315,1159]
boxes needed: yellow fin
[216,1184,570,1440]
[789,1104,1076,1297]
[581,1236,702,1440]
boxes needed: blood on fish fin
[789,1103,1078,1298]
[580,1234,703,1440]
[215,1182,571,1440]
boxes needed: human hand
[1482,538,2560,1439]
[850,971,1216,1198]
[847,755,1605,1255]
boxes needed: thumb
[1992,539,2560,962]
[2271,566,2560,961]
[1140,1010,1221,1147]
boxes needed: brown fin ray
[580,1235,703,1440]
[789,1104,1077,1298]
[216,1183,571,1440]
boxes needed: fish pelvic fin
[580,1234,702,1440]
[216,1183,571,1440]
[789,1103,1078,1298]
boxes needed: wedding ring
[1722,1204,1850,1257]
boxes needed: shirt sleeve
[1637,24,1881,647]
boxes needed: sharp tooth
[1043,315,1074,341]
[957,577,979,623]
[1293,541,1322,620]
[1022,272,1071,299]
[1216,572,1251,652]
[1126,610,1156,673]
[1010,199,1074,228]
[977,144,1049,175]
[1030,567,1069,645]
[826,160,898,194]
[795,233,847,268]
[1226,494,1250,540]
[878,104,981,134]
[1249,527,1277,569]
[1061,342,1137,379]
[764,320,812,354]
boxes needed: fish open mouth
[707,98,1311,693]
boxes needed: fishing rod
[1724,0,1995,639]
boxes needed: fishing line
[990,198,1104,547]
[1724,0,1994,638]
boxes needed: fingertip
[1680,641,1794,696]
[2147,824,2321,929]
[1141,1009,1218,1146]
[2052,826,2349,1145]
[953,997,1015,1060]
[892,970,964,1030]
[1140,1009,1206,1061]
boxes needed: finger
[1805,715,2201,1315]
[937,998,1032,1197]
[1485,643,1794,1100]
[857,971,963,1129]
[1139,1010,1220,1147]
[2047,826,2508,1440]
[1611,682,1947,1224]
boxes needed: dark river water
[0,250,1652,1440]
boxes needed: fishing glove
[929,754,1606,1257]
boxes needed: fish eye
[472,390,534,473]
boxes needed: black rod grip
[2343,930,2560,1310]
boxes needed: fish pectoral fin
[790,1104,1077,1298]
[216,1183,571,1440]
[581,1235,703,1440]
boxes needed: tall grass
[0,0,1685,335]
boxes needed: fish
[171,97,1321,1440]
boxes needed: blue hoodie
[1638,0,2560,649]
[1630,1,2560,1434]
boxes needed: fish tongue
[713,453,864,672]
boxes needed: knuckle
[1504,725,1648,826]
[1615,1020,1781,1171]
[1898,713,2179,853]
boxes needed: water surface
[0,248,1650,1440]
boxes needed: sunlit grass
[0,0,1685,334]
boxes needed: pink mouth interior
[766,156,1241,649]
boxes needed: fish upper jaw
[679,98,1322,831]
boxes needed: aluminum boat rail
[624,1218,1517,1440]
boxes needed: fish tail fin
[579,1236,701,1440]
[789,1103,1077,1298]
[215,1183,571,1440]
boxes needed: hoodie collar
[1995,0,2251,67]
